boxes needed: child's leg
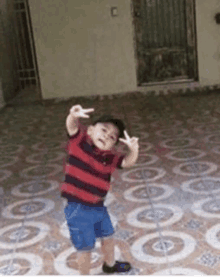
[101,237,131,273]
[77,251,91,275]
[101,237,115,266]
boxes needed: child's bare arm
[66,113,79,136]
[121,148,139,168]
[119,131,139,168]
[66,105,94,136]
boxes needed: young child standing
[60,104,139,275]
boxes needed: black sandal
[102,261,131,274]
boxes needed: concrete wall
[29,0,220,99]
[196,0,220,86]
[29,0,137,99]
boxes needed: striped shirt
[60,124,125,206]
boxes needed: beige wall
[196,0,220,86]
[29,0,220,99]
[29,0,137,99]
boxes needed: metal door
[13,0,41,94]
[132,0,198,85]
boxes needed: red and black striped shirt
[60,124,125,206]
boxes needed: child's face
[88,122,119,151]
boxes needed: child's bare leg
[77,251,91,275]
[101,237,115,266]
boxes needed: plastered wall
[29,0,220,99]
[29,0,137,99]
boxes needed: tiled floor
[1,90,220,275]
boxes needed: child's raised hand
[70,105,94,118]
[119,130,139,151]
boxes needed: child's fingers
[80,114,90,118]
[70,105,83,114]
[119,138,127,144]
[83,108,95,114]
[124,130,130,140]
[80,108,94,118]
[132,137,139,142]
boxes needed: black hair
[93,114,125,142]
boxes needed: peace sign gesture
[70,105,94,118]
[119,130,139,151]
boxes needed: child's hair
[93,115,125,142]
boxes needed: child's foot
[102,261,131,274]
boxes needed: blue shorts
[64,202,114,251]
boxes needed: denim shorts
[64,202,114,251]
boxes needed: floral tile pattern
[1,90,220,274]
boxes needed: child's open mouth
[98,139,105,145]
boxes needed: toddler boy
[60,104,139,275]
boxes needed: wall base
[39,82,220,105]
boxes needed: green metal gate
[13,0,40,90]
[132,0,198,85]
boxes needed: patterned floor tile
[1,90,220,274]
